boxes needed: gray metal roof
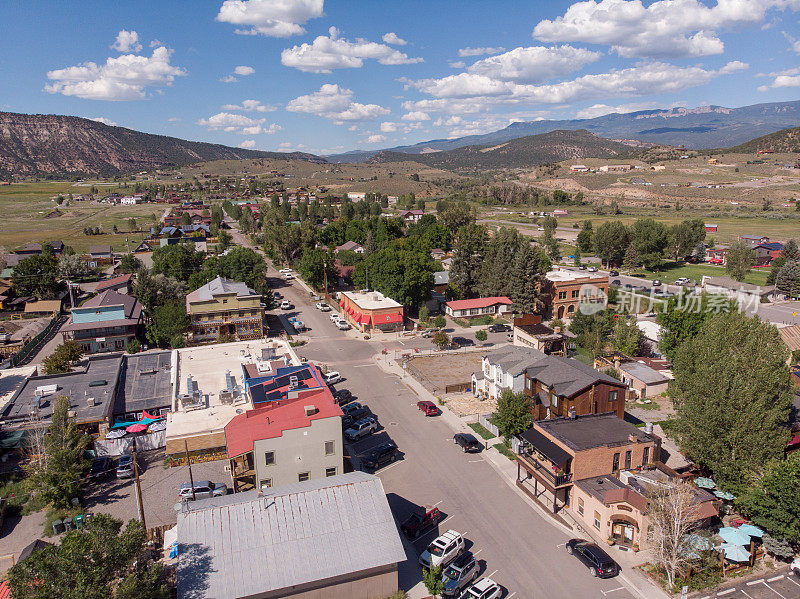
[434,271,449,285]
[526,355,623,398]
[484,346,545,377]
[618,361,669,386]
[177,472,406,599]
[185,276,259,304]
[113,351,173,415]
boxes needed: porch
[515,426,574,513]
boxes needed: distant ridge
[0,112,325,177]
[727,125,800,154]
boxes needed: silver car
[179,480,228,500]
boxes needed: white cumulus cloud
[286,84,390,123]
[45,44,185,101]
[382,32,407,45]
[533,0,799,58]
[89,117,118,126]
[458,46,506,57]
[281,26,423,73]
[401,111,430,121]
[574,101,656,119]
[111,30,142,53]
[198,111,280,134]
[234,65,255,76]
[466,45,601,83]
[221,99,276,112]
[239,139,257,148]
[367,134,387,143]
[380,122,398,132]
[216,0,324,37]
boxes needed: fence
[8,315,64,367]
[94,431,166,456]
[478,413,500,437]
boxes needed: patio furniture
[736,524,764,538]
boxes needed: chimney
[644,422,653,436]
[628,433,638,443]
[568,406,577,419]
[304,405,317,416]
[614,359,621,369]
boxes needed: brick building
[544,270,608,320]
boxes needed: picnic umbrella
[685,534,714,559]
[718,527,750,546]
[737,524,764,538]
[694,477,716,489]
[105,429,127,439]
[720,543,751,562]
[126,423,147,433]
[714,490,736,501]
[148,420,167,432]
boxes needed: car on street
[273,291,282,299]
[652,279,662,287]
[341,401,365,419]
[454,433,482,453]
[417,400,439,416]
[316,302,331,311]
[361,441,398,470]
[419,530,465,569]
[587,266,598,272]
[179,480,228,500]
[344,416,379,441]
[791,556,800,576]
[578,264,587,270]
[451,336,474,348]
[442,551,479,597]
[283,273,294,280]
[335,320,350,330]
[324,371,342,385]
[330,312,341,321]
[334,389,353,405]
[87,456,113,481]
[675,277,691,286]
[280,300,292,310]
[624,283,633,289]
[116,454,138,479]
[278,268,292,274]
[460,577,502,599]
[565,539,620,578]
[400,505,443,539]
[609,270,619,276]
[487,323,510,333]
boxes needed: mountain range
[0,112,323,178]
[326,100,800,163]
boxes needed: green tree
[479,227,522,297]
[126,339,141,354]
[145,302,189,348]
[180,211,191,226]
[475,329,487,342]
[437,202,476,231]
[217,229,233,251]
[509,243,549,314]
[449,224,487,297]
[152,244,205,283]
[418,305,429,322]
[352,242,435,308]
[725,240,755,282]
[781,239,799,261]
[630,218,668,270]
[775,260,800,298]
[540,229,561,262]
[668,219,706,261]
[296,247,338,291]
[422,565,444,599]
[42,341,83,375]
[671,311,793,490]
[433,315,446,329]
[738,452,800,544]
[656,293,731,361]
[118,253,141,274]
[432,330,450,349]
[622,244,639,269]
[611,315,643,356]
[593,221,629,267]
[12,254,64,299]
[57,254,91,280]
[133,270,186,311]
[576,220,594,254]
[494,389,532,441]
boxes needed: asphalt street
[267,262,645,599]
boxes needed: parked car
[280,300,292,310]
[341,402,367,427]
[334,389,353,405]
[454,433,482,453]
[417,400,439,416]
[283,273,294,280]
[273,291,282,300]
[624,283,633,289]
[324,371,342,385]
[565,539,620,578]
[442,551,479,597]
[587,266,598,272]
[361,441,398,470]
[330,312,341,322]
[578,265,587,270]
[487,323,510,333]
[87,456,113,481]
[178,480,228,500]
[609,270,620,276]
[419,530,465,569]
[460,577,501,599]
[610,279,621,286]
[791,556,800,577]
[335,320,350,331]
[652,279,662,287]
[345,416,379,441]
[317,303,331,311]
[116,454,138,479]
[709,258,723,265]
[400,505,443,539]
[451,336,473,348]
[278,268,292,274]
[675,277,691,285]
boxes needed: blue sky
[1,0,799,155]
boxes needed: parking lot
[699,570,799,599]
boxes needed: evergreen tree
[450,224,487,297]
[725,240,755,282]
[510,243,549,314]
[478,227,522,297]
[576,220,594,254]
[775,260,800,298]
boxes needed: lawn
[468,422,495,440]
[628,262,769,287]
[492,443,516,461]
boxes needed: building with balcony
[511,314,567,355]
[544,269,608,320]
[61,290,142,354]
[185,276,264,342]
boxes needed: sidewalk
[374,352,670,599]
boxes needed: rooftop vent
[628,433,639,443]
[304,405,317,416]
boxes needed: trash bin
[74,514,84,528]
[63,518,74,531]
[52,519,65,535]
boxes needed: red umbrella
[126,423,147,433]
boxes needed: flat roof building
[113,351,173,420]
[544,269,608,320]
[339,290,404,333]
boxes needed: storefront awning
[359,313,371,325]
[374,312,403,324]
[339,297,345,307]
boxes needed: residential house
[339,290,404,333]
[335,240,364,254]
[61,290,143,353]
[701,275,777,304]
[779,324,800,364]
[398,209,424,222]
[185,276,264,342]
[88,245,113,268]
[524,357,627,421]
[544,270,608,320]
[705,245,729,264]
[132,240,153,253]
[753,242,784,266]
[176,472,406,599]
[432,271,449,295]
[617,361,670,398]
[225,389,343,492]
[472,346,547,400]
[23,299,62,317]
[570,165,589,172]
[512,314,567,355]
[95,274,133,295]
[599,164,632,172]
[120,196,140,205]
[445,296,512,319]
[14,241,64,256]
[440,256,453,270]
[514,412,660,520]
[739,234,770,248]
[430,248,446,260]
[552,209,569,217]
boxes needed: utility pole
[133,449,146,530]
[66,279,75,310]
[184,440,196,500]
[323,259,328,300]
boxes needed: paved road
[698,569,800,599]
[267,262,645,599]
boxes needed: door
[612,522,635,545]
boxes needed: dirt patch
[446,392,497,417]
[405,352,483,396]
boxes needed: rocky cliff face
[0,112,323,177]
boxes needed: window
[259,479,272,489]
[612,453,620,472]
[298,472,310,482]
[643,446,650,466]
[624,450,632,470]
[526,378,532,390]
[264,451,275,466]
[324,440,335,456]
[325,467,337,477]
[577,497,584,515]
[609,390,618,402]
[558,291,567,300]
[571,289,579,298]
[593,511,601,529]
[552,395,559,409]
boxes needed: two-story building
[738,234,770,248]
[472,346,546,400]
[512,314,567,355]
[61,290,143,353]
[544,270,608,320]
[185,276,264,342]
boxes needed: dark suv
[454,433,482,453]
[87,456,113,481]
[487,324,510,333]
[442,551,480,597]
[361,441,398,470]
[566,539,620,578]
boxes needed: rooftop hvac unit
[225,370,235,391]
[262,347,276,360]
[219,390,234,404]
[186,375,197,395]
[87,397,95,407]
[304,405,317,416]
[288,375,299,390]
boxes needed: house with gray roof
[617,360,670,399]
[176,472,406,599]
[61,290,143,354]
[185,276,264,342]
[472,346,545,400]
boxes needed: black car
[454,433,482,453]
[341,403,369,428]
[487,324,510,333]
[609,270,619,276]
[334,389,354,406]
[451,336,474,348]
[87,456,114,481]
[566,539,620,578]
[610,279,621,286]
[361,441,398,470]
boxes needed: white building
[120,196,141,205]
[472,346,545,400]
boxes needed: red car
[417,400,439,416]
[709,258,723,265]
[400,505,443,539]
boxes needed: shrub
[126,340,141,354]
[475,330,487,342]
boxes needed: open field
[627,262,770,286]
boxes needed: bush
[418,305,429,322]
[433,315,446,329]
[126,340,141,354]
[475,330,487,342]
[170,334,186,349]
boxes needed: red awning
[346,306,354,315]
[339,297,345,307]
[359,313,371,325]
[352,310,362,322]
[376,312,403,324]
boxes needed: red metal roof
[225,388,342,458]
[446,296,512,311]
[787,434,800,448]
[0,580,10,599]
[95,273,132,291]
[373,312,402,324]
